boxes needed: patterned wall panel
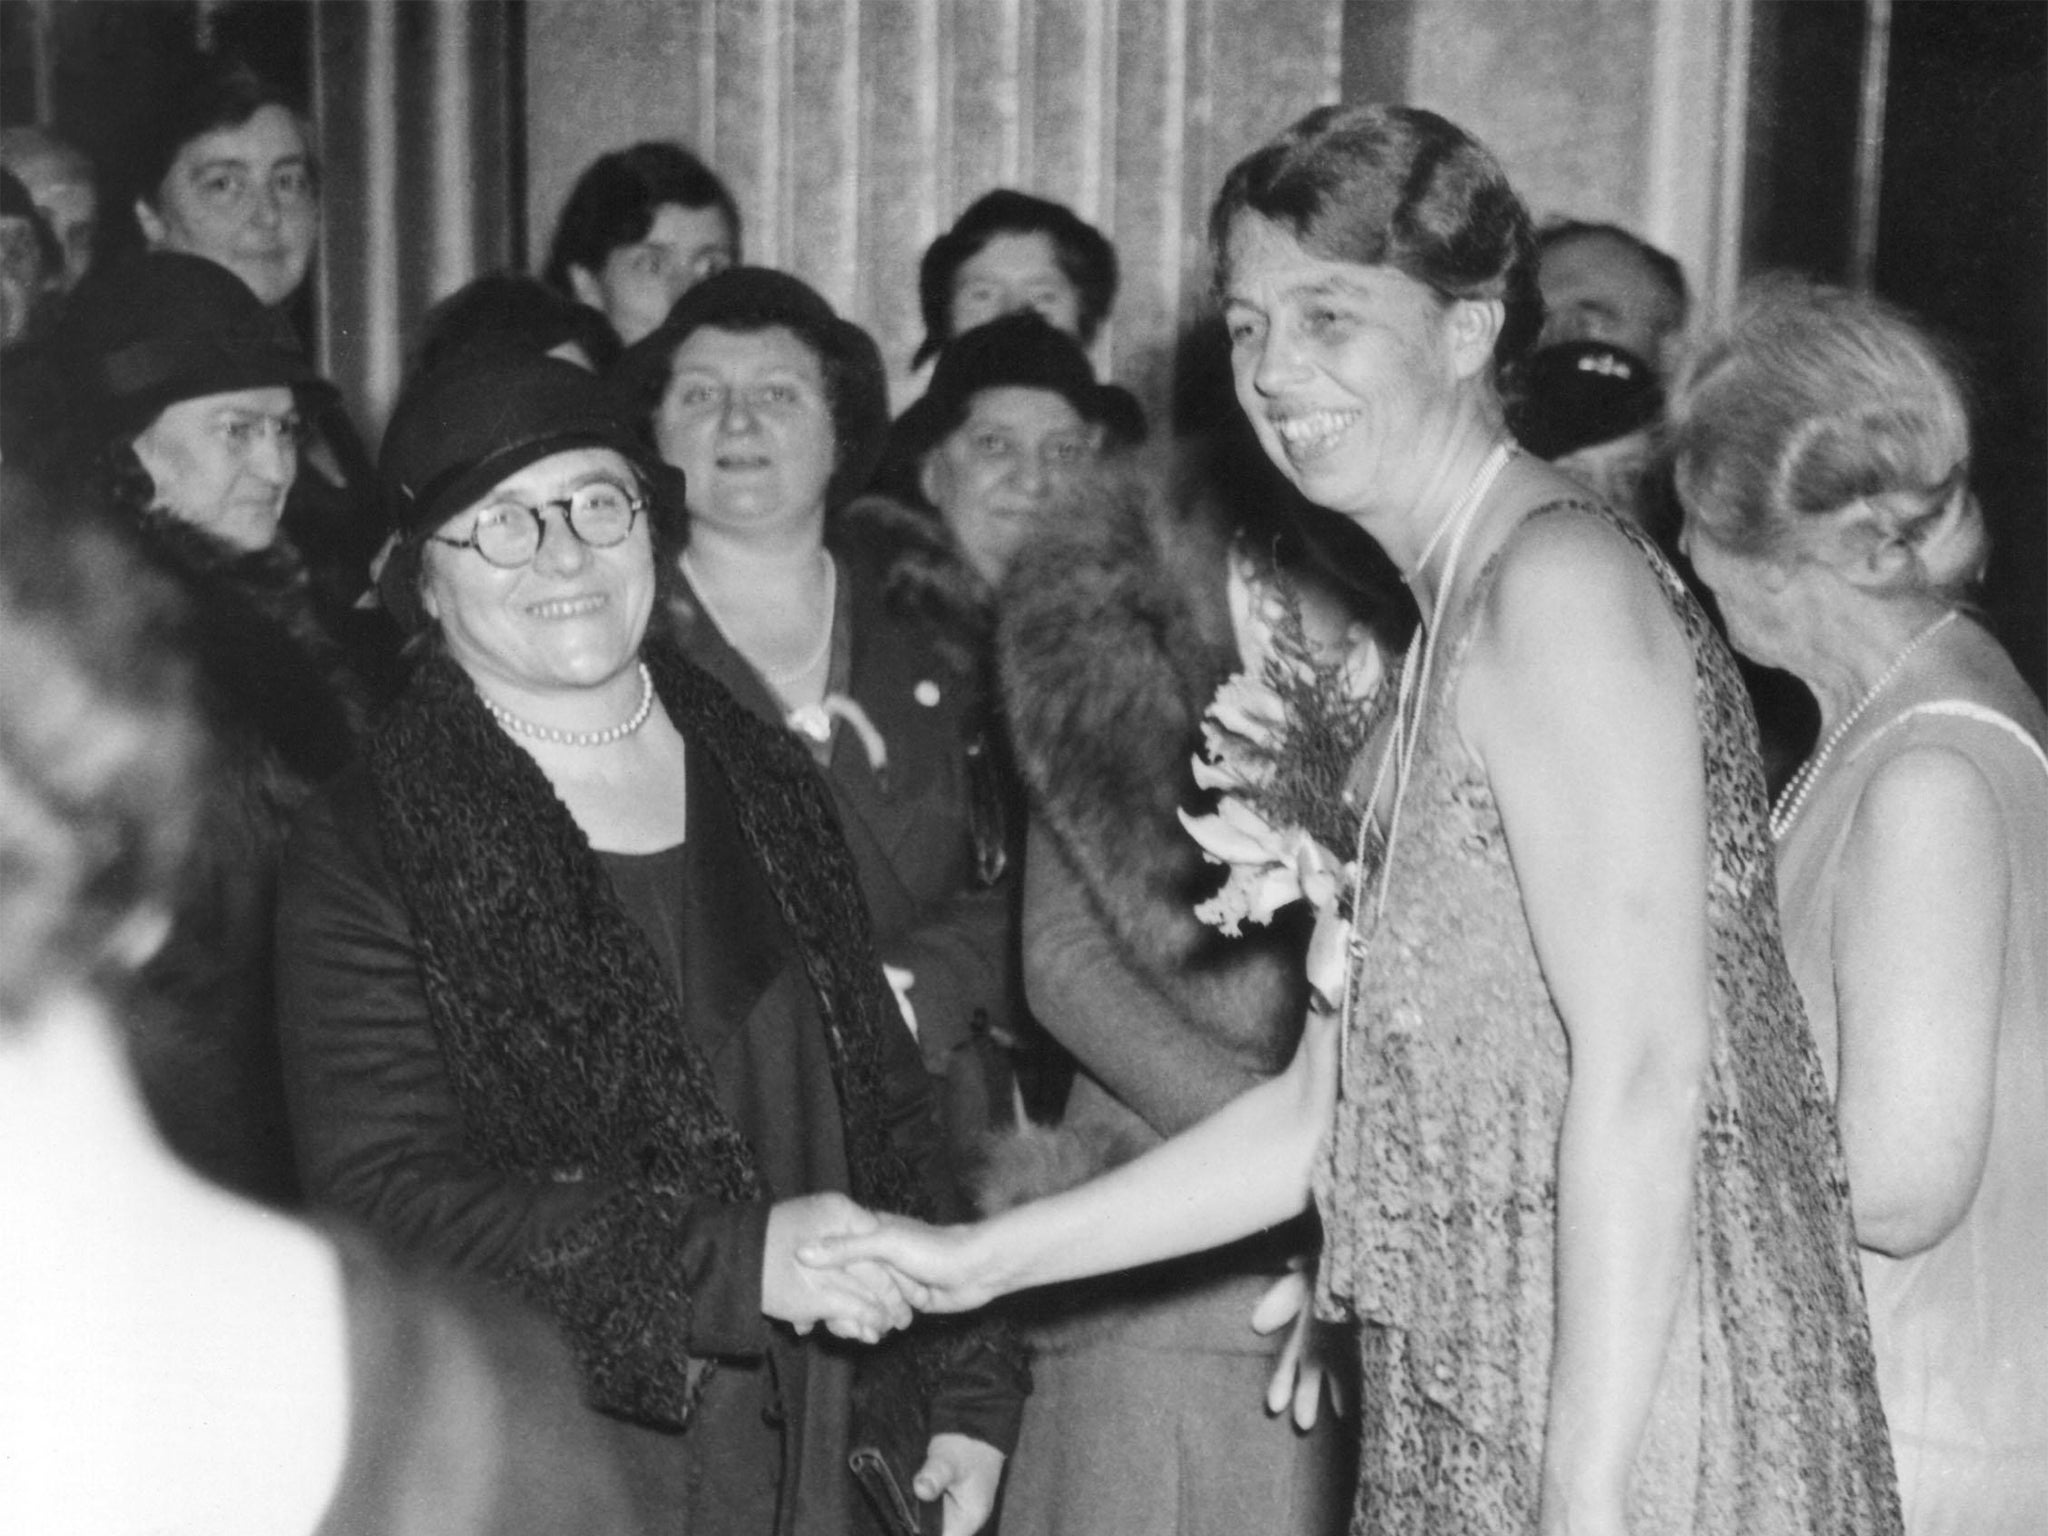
[525,0,1343,429]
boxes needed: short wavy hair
[131,55,316,214]
[1209,104,1542,372]
[1668,275,1986,601]
[915,189,1119,365]
[542,142,740,296]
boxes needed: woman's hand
[914,1433,1006,1536]
[1250,1258,1347,1430]
[762,1194,916,1342]
[797,1212,1002,1314]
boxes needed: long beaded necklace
[1768,608,1958,842]
[680,548,837,691]
[480,661,655,747]
[1334,441,1514,1076]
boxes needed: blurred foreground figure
[0,475,642,1536]
[0,124,98,291]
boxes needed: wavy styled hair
[0,472,203,1022]
[1209,104,1542,371]
[1668,275,1986,600]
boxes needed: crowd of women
[1,47,2041,1536]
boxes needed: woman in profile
[1669,277,2047,1534]
[810,104,1902,1535]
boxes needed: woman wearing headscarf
[1670,277,2047,1535]
[276,349,1021,1536]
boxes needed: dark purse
[848,1345,942,1536]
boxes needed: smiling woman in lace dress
[807,103,1904,1536]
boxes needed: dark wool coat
[277,640,1023,1536]
[119,512,367,1209]
[667,535,1021,1157]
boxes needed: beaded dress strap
[1862,700,2048,786]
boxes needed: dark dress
[1313,503,1901,1533]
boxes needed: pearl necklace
[681,549,836,689]
[1769,609,1958,842]
[481,662,655,747]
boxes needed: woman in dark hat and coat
[615,268,1024,1174]
[275,348,1022,1535]
[47,247,372,1208]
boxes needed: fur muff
[365,637,941,1428]
[988,462,1310,1204]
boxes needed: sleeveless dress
[1312,501,1902,1534]
[1772,623,2048,1536]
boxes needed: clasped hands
[771,1194,1346,1431]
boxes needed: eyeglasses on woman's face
[432,477,646,568]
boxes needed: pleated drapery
[522,0,1346,431]
[311,0,519,442]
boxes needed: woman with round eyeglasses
[44,247,371,1211]
[276,349,1022,1536]
[128,54,400,691]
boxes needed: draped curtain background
[521,0,1345,429]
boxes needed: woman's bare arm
[802,1006,1338,1310]
[1831,744,2006,1256]
[1464,515,1712,1536]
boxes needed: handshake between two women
[764,1191,989,1344]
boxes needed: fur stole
[992,466,1308,1198]
[834,490,995,679]
[364,637,930,1428]
[127,512,366,830]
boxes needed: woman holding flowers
[807,104,1901,1535]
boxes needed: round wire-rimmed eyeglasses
[430,480,646,568]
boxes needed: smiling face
[653,324,837,540]
[137,105,317,309]
[949,230,1082,340]
[920,386,1099,584]
[131,386,299,550]
[573,202,736,346]
[1222,215,1468,521]
[420,447,655,703]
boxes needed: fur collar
[132,514,365,772]
[997,466,1307,1061]
[834,491,993,677]
[364,638,927,1428]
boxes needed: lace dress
[1312,502,1901,1534]
[1772,625,2048,1536]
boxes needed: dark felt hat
[1508,339,1664,460]
[59,251,316,441]
[375,349,682,634]
[888,309,1134,469]
[378,348,665,538]
[612,265,890,509]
